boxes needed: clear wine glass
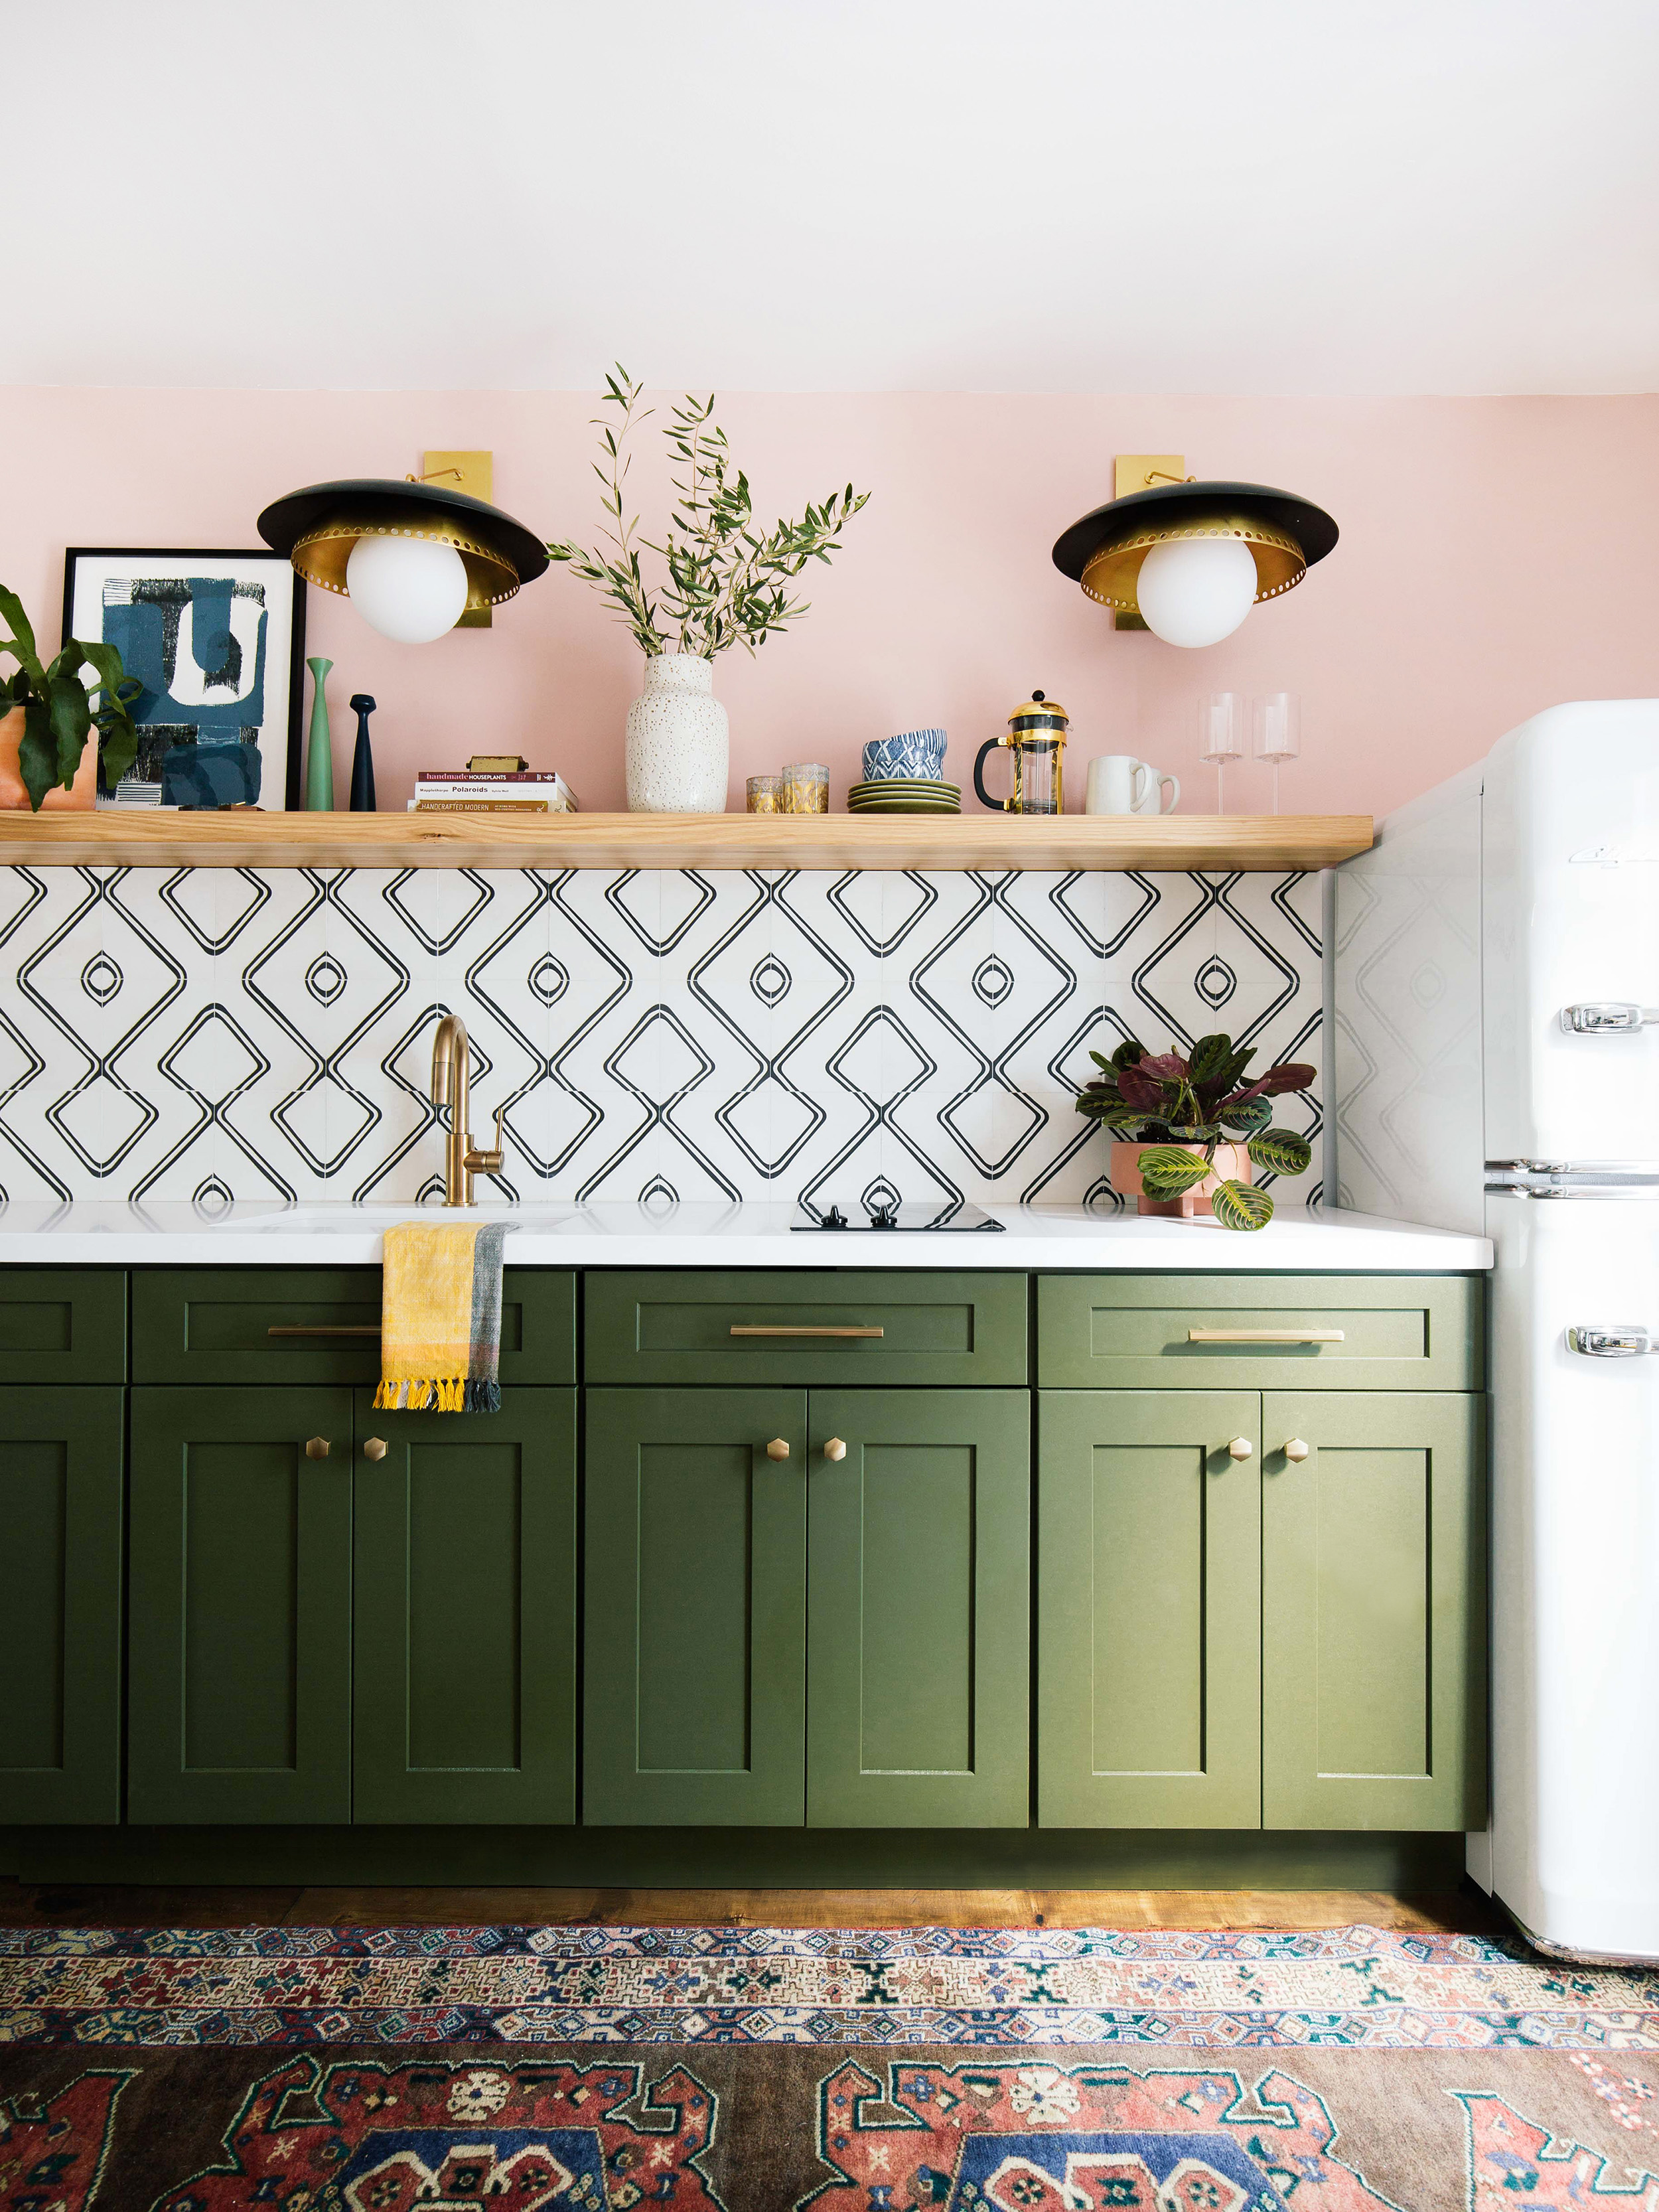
[1253,692,1301,814]
[1198,693,1247,814]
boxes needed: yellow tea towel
[375,1219,513,1413]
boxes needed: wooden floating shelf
[0,810,1373,872]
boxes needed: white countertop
[0,1199,1494,1271]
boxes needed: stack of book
[409,761,579,814]
[96,778,167,810]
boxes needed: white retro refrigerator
[1334,698,1659,1962]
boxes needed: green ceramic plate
[847,781,961,800]
[847,796,962,814]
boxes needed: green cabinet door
[807,1389,1030,1828]
[1262,1391,1486,1831]
[585,1387,807,1826]
[0,1387,124,1824]
[1038,1390,1262,1828]
[352,1387,577,1825]
[129,1386,353,1824]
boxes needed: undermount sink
[207,1203,587,1233]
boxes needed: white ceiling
[12,0,1657,393]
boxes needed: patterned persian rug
[4,2045,1659,2211]
[2,1923,1656,2047]
[3,1930,1659,2211]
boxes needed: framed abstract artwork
[62,548,307,810]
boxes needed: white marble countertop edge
[0,1201,1495,1271]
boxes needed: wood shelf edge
[0,811,1374,871]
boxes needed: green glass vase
[305,656,334,812]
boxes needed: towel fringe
[375,1376,478,1413]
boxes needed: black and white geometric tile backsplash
[0,865,1323,1211]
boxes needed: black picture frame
[62,547,308,810]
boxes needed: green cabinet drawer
[133,1267,576,1386]
[0,1386,125,1825]
[1037,1274,1482,1391]
[0,1268,125,1384]
[585,1270,1027,1387]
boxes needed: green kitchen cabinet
[1037,1390,1263,1828]
[1262,1391,1486,1832]
[585,1270,1027,1388]
[129,1386,354,1825]
[0,1388,125,1824]
[0,1270,126,1385]
[352,1387,577,1825]
[1037,1274,1482,1393]
[807,1389,1030,1828]
[133,1268,575,1387]
[585,1386,808,1826]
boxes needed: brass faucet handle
[465,1104,507,1176]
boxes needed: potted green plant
[547,366,869,812]
[1076,1033,1316,1230]
[0,587,140,811]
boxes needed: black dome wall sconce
[1052,454,1338,648]
[257,456,548,646]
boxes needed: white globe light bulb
[1134,535,1258,648]
[345,534,469,644]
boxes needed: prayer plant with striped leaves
[1077,1033,1316,1230]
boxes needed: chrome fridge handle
[1567,1325,1652,1358]
[1561,1003,1659,1034]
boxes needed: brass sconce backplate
[1115,454,1185,500]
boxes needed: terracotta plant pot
[0,704,98,812]
[1110,1139,1254,1218]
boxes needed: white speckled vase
[625,652,729,813]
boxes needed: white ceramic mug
[1086,755,1181,815]
[1134,764,1180,815]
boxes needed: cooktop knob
[822,1204,848,1229]
[869,1200,899,1229]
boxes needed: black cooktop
[791,1201,1004,1232]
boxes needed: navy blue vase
[348,694,377,813]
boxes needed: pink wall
[3,386,1656,820]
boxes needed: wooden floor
[0,1881,1506,1933]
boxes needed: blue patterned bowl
[863,729,948,782]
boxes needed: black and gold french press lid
[1008,689,1069,738]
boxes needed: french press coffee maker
[974,690,1068,814]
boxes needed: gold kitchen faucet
[429,1012,506,1205]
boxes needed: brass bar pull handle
[305,1436,330,1461]
[1187,1328,1346,1344]
[269,1325,382,1338]
[730,1325,885,1339]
